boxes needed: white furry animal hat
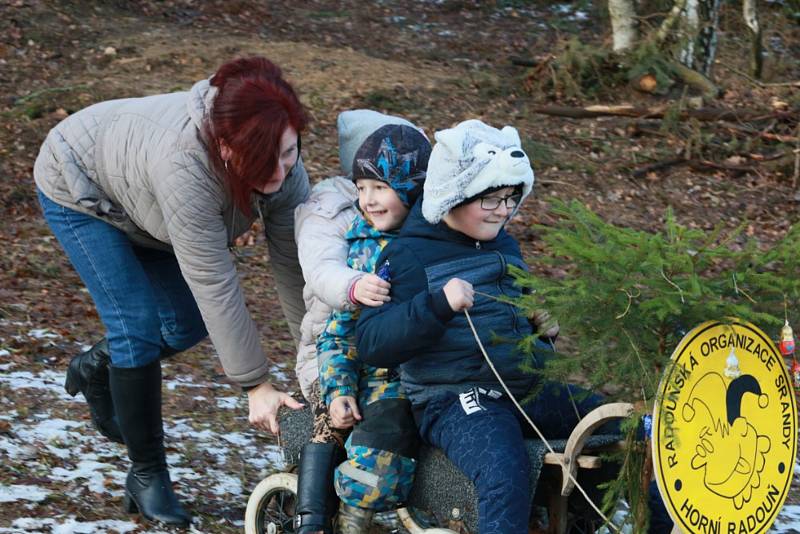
[422,119,534,224]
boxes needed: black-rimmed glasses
[479,194,522,211]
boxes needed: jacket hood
[188,78,217,141]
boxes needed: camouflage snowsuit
[317,212,418,511]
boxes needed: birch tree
[608,0,761,80]
[608,0,638,52]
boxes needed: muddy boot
[336,503,374,534]
[294,442,344,533]
[111,360,191,529]
[64,338,123,443]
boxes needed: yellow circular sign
[653,320,798,533]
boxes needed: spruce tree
[511,199,800,529]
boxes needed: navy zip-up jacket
[355,198,547,410]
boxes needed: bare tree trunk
[670,0,722,77]
[677,0,700,68]
[743,0,763,79]
[608,0,638,52]
[696,0,722,75]
[657,0,689,43]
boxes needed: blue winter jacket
[355,198,548,409]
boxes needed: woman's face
[442,186,517,241]
[259,126,299,194]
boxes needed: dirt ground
[1,0,799,532]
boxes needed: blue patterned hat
[352,124,431,207]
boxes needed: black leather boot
[110,360,191,528]
[294,442,345,534]
[64,339,123,444]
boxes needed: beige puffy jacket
[294,177,360,399]
[33,79,308,388]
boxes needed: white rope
[463,309,621,532]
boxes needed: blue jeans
[37,190,207,368]
[417,384,608,534]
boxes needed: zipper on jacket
[475,241,481,249]
[495,251,521,335]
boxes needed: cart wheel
[245,472,298,534]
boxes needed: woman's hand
[353,274,391,307]
[247,382,304,434]
[530,309,559,339]
[329,395,362,429]
[443,278,474,312]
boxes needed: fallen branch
[632,154,793,178]
[532,104,768,122]
[510,56,540,67]
[721,63,800,88]
[671,63,720,98]
[688,159,757,173]
[632,158,687,178]
[15,84,90,105]
[721,122,800,144]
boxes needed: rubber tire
[245,473,299,534]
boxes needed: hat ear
[433,127,465,158]
[500,126,521,147]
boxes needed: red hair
[205,56,308,216]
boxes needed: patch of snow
[216,396,240,409]
[0,370,75,401]
[246,445,284,472]
[0,484,49,503]
[208,471,243,496]
[165,374,231,391]
[28,328,61,339]
[269,363,289,383]
[170,466,203,482]
[0,517,140,533]
[166,419,217,441]
[550,3,588,21]
[774,505,800,531]
[220,432,251,447]
[50,459,126,494]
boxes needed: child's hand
[353,274,391,307]
[329,395,362,429]
[530,309,559,338]
[443,278,474,312]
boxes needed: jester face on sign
[680,350,771,510]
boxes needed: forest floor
[1,0,799,532]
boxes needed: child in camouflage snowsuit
[317,123,431,530]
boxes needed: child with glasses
[354,119,606,534]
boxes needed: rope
[463,309,621,532]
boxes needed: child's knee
[334,398,419,511]
[334,444,416,511]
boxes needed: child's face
[443,186,519,241]
[356,178,409,232]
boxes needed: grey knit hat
[422,119,534,224]
[337,110,422,176]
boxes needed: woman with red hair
[34,56,309,528]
